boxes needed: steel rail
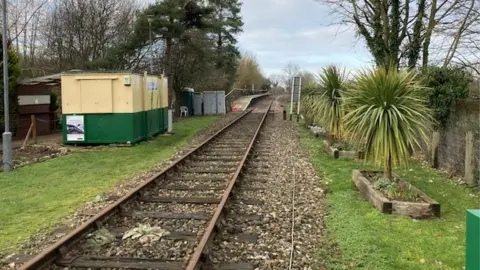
[18,108,256,270]
[185,100,273,270]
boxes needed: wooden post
[21,122,33,149]
[465,131,475,187]
[431,131,440,168]
[31,115,37,144]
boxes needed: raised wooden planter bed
[352,170,441,219]
[323,140,363,160]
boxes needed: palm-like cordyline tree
[306,65,347,140]
[300,84,322,125]
[342,67,434,180]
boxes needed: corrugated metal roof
[18,73,62,86]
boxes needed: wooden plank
[31,115,37,144]
[109,228,198,241]
[139,196,220,204]
[201,152,245,156]
[209,146,247,150]
[184,162,237,167]
[352,170,392,214]
[168,176,227,181]
[179,168,235,174]
[203,149,245,153]
[56,256,184,270]
[400,180,441,218]
[121,211,211,220]
[391,201,435,219]
[192,156,242,161]
[162,184,224,191]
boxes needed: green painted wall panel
[163,107,168,131]
[466,209,480,270]
[63,107,168,144]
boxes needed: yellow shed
[61,71,168,144]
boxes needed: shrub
[303,65,348,140]
[343,67,434,180]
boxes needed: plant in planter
[343,67,440,218]
[303,65,364,159]
[311,65,347,141]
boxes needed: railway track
[18,99,273,270]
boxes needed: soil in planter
[0,145,64,168]
[363,171,423,202]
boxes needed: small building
[61,71,168,144]
[16,73,61,139]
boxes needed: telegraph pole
[2,0,12,172]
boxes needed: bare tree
[316,0,479,69]
[282,62,300,89]
[39,0,138,73]
[4,0,48,73]
[268,74,282,88]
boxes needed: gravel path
[1,112,245,268]
[211,95,325,269]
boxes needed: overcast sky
[238,0,374,76]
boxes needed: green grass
[297,123,480,270]
[0,116,219,252]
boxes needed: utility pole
[2,0,12,172]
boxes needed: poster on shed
[66,115,85,141]
[147,77,158,91]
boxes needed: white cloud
[238,0,373,76]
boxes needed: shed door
[80,80,113,113]
[203,92,216,115]
[193,93,203,115]
[216,91,226,115]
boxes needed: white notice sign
[147,77,158,91]
[66,115,85,141]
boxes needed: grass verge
[0,116,219,252]
[297,123,479,270]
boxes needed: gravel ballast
[210,96,325,269]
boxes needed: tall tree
[100,0,214,106]
[207,0,243,88]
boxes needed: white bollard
[167,109,173,133]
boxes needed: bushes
[420,66,473,129]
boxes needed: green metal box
[466,209,480,270]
